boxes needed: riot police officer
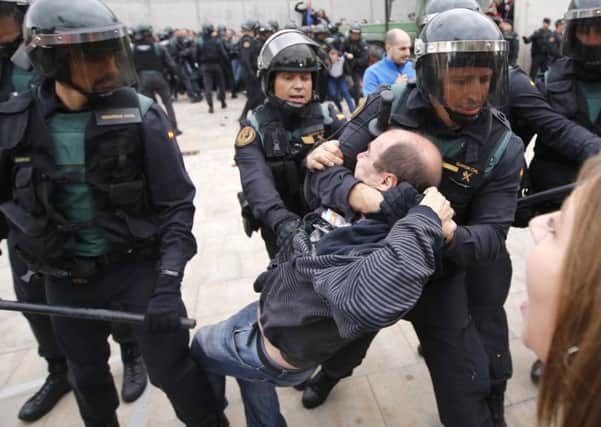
[238,19,264,122]
[526,0,601,384]
[305,10,523,426]
[197,24,228,114]
[235,29,346,258]
[132,25,182,134]
[0,0,224,425]
[1,0,150,421]
[342,22,369,105]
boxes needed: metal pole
[0,299,196,329]
[385,0,390,32]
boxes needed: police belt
[16,244,159,281]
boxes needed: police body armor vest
[198,38,222,65]
[0,87,156,274]
[133,43,163,73]
[250,102,331,213]
[388,84,513,225]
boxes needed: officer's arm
[444,136,524,265]
[161,46,178,74]
[235,127,297,232]
[142,105,197,273]
[514,71,601,162]
[305,93,381,216]
[356,42,370,68]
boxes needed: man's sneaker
[121,355,148,403]
[530,359,544,385]
[301,370,340,409]
[18,373,71,421]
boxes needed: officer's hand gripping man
[305,10,523,427]
[235,29,345,259]
[0,0,225,426]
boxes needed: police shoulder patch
[235,126,257,147]
[350,97,367,119]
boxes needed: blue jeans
[327,76,355,112]
[191,302,315,427]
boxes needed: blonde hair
[537,153,601,427]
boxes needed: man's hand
[345,52,354,60]
[348,183,384,214]
[395,74,408,85]
[145,274,183,334]
[306,140,344,171]
[379,182,419,225]
[419,187,457,243]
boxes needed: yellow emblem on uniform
[529,79,536,87]
[549,37,556,43]
[351,97,367,119]
[462,170,474,183]
[235,126,257,147]
[243,41,251,48]
[302,135,315,144]
[336,113,346,120]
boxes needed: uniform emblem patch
[243,41,251,48]
[235,126,257,147]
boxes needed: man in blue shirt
[362,29,415,96]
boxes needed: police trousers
[8,239,140,371]
[43,260,219,427]
[139,70,178,129]
[200,64,226,108]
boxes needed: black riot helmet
[134,25,153,43]
[418,0,481,30]
[203,24,215,36]
[562,0,601,73]
[268,20,280,32]
[0,0,29,59]
[415,9,508,126]
[258,29,325,106]
[24,0,137,96]
[241,19,260,33]
[349,22,362,34]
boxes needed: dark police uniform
[238,33,264,121]
[529,58,601,206]
[197,33,228,111]
[342,35,370,104]
[133,40,179,130]
[306,81,523,426]
[0,81,219,426]
[524,26,553,79]
[236,100,346,258]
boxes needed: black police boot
[193,412,230,427]
[120,344,148,403]
[175,128,183,136]
[301,370,340,409]
[486,387,507,427]
[417,344,424,357]
[220,100,227,109]
[293,378,309,391]
[18,370,71,422]
[530,359,544,385]
[208,105,215,114]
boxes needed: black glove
[522,36,528,44]
[145,274,183,334]
[275,216,301,255]
[379,182,420,226]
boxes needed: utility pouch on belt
[237,191,260,237]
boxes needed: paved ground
[0,95,539,427]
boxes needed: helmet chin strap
[268,94,310,115]
[442,101,480,127]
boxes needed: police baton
[0,299,196,329]
[368,89,394,137]
[517,184,575,209]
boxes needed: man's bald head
[385,29,412,65]
[354,129,442,192]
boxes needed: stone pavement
[0,95,538,427]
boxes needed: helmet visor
[258,29,319,70]
[31,35,137,94]
[562,16,601,66]
[416,41,509,114]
